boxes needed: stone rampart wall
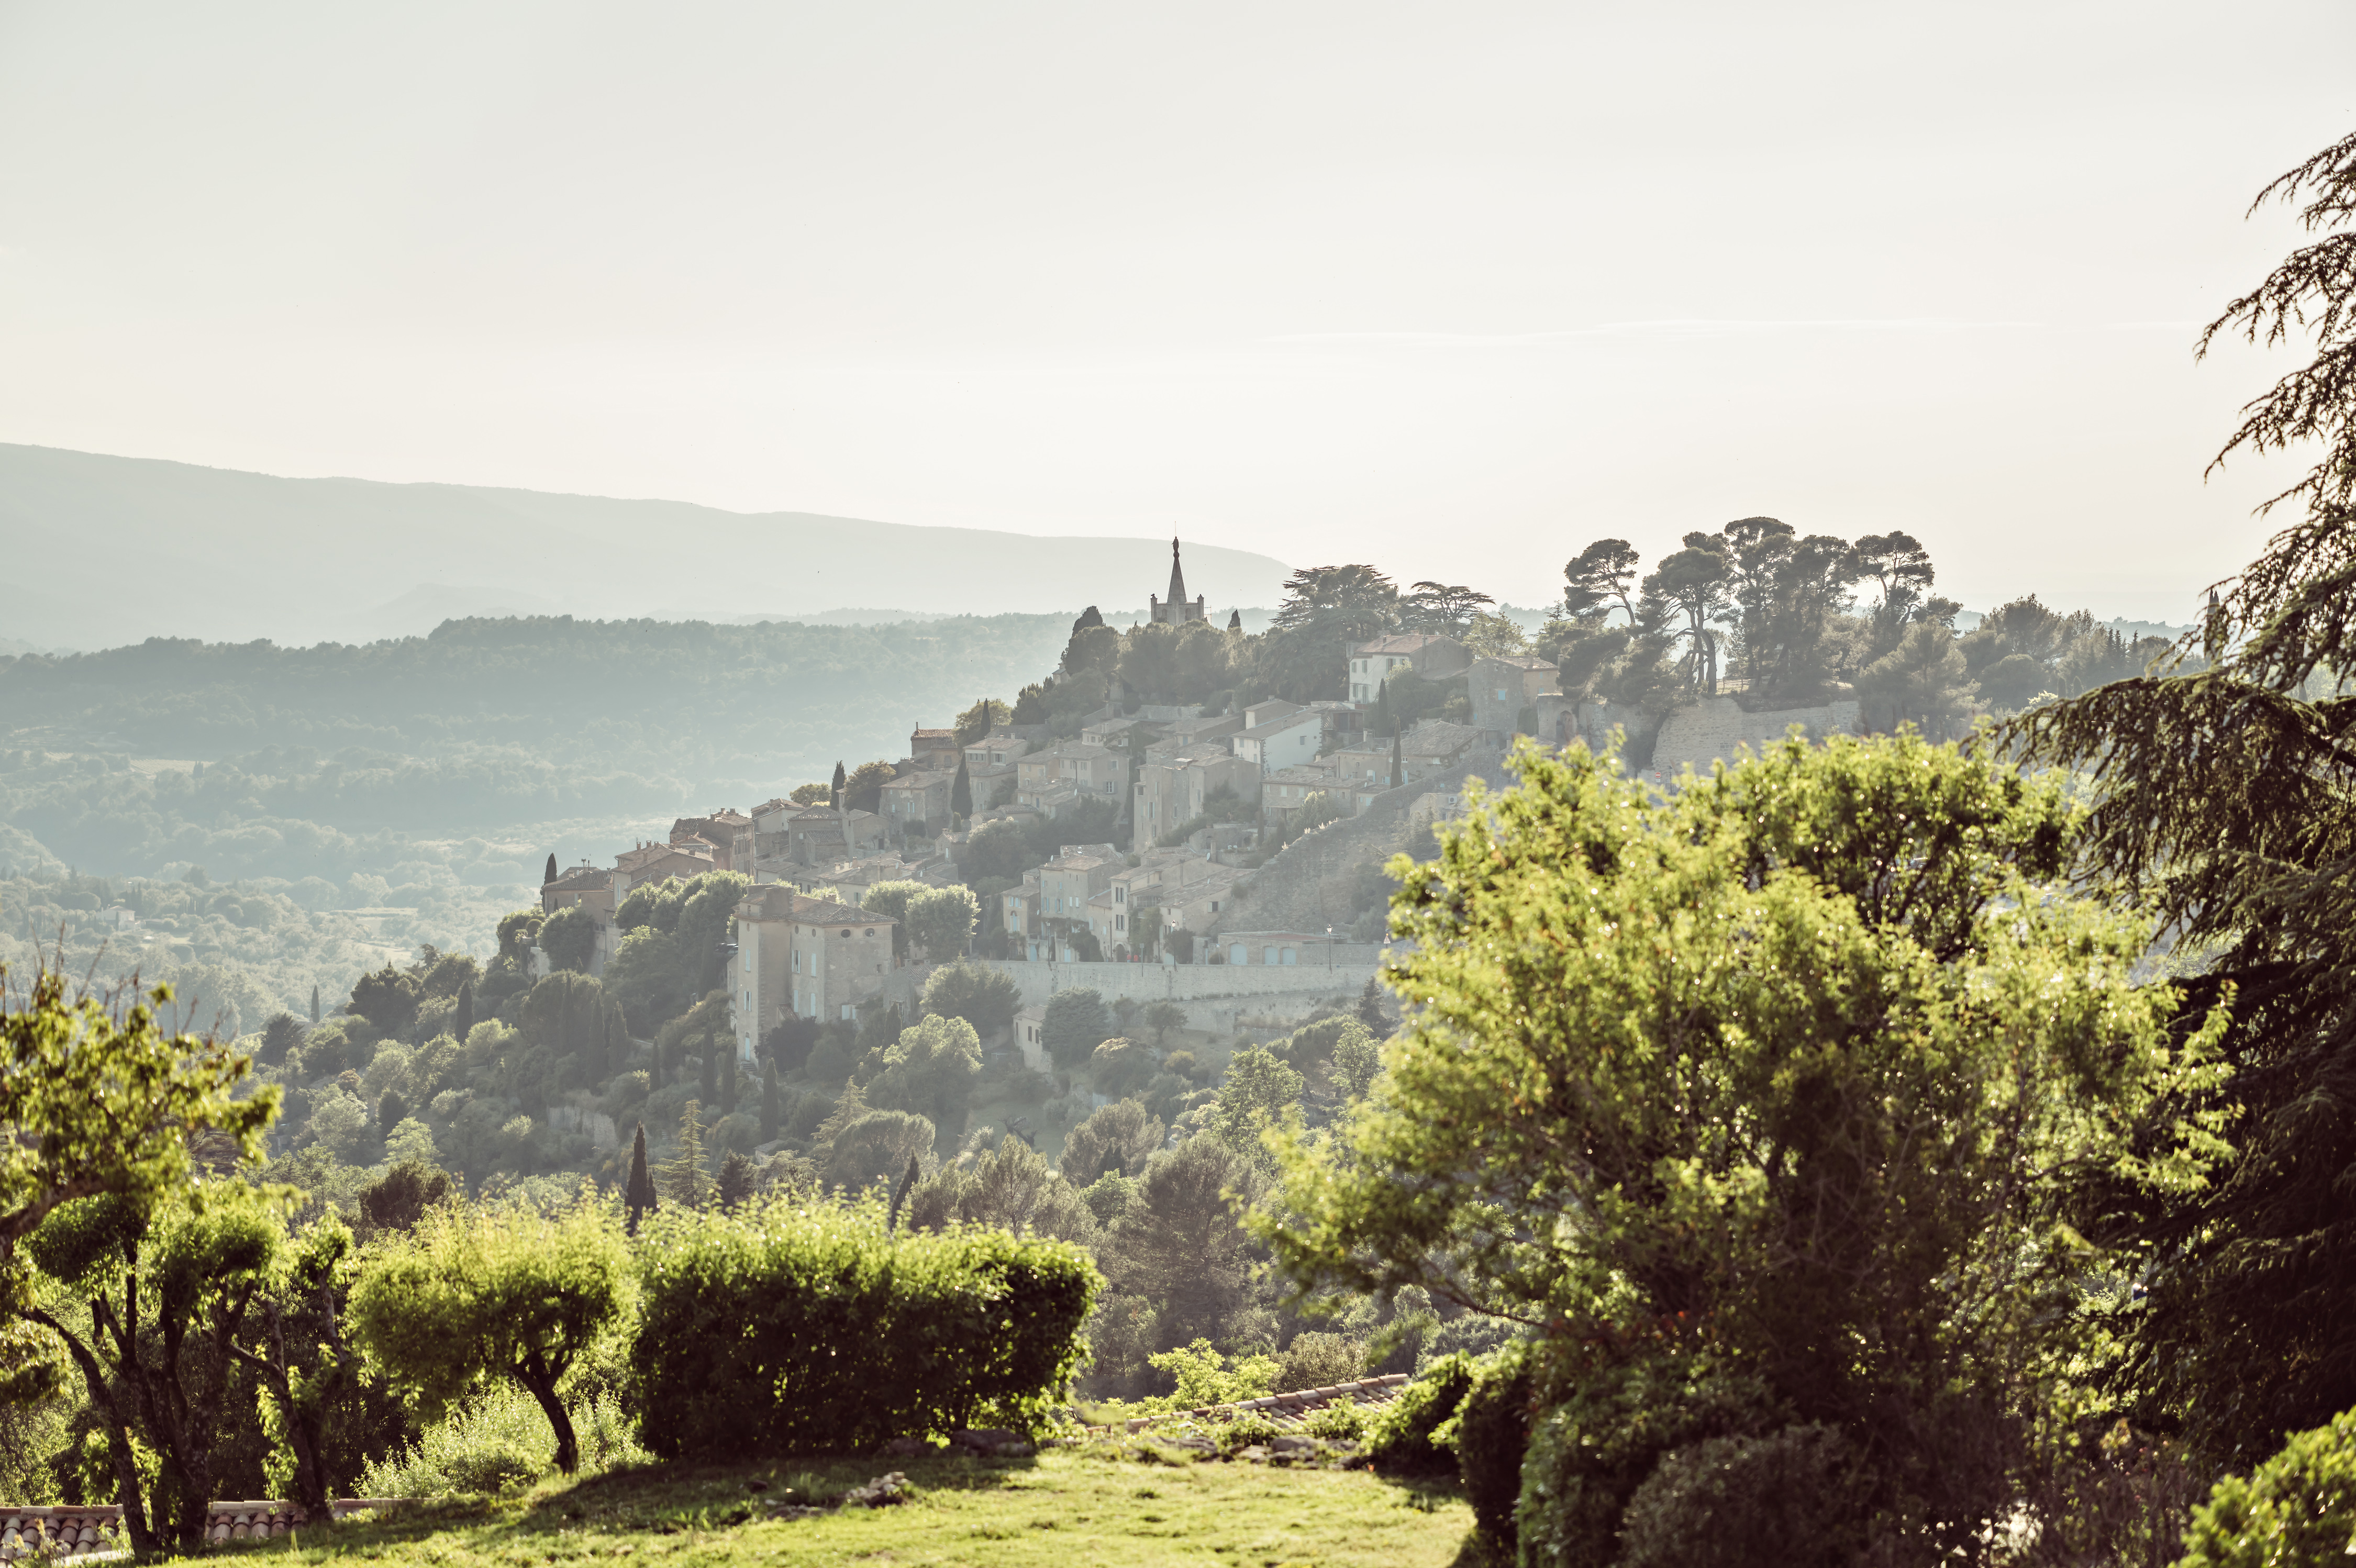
[1648,696,1860,780]
[974,958,1383,1032]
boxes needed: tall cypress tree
[830,760,848,809]
[701,1030,718,1105]
[761,1060,781,1142]
[625,1122,657,1235]
[454,978,475,1042]
[1375,675,1396,737]
[950,754,972,822]
[721,1052,738,1116]
[1390,727,1404,789]
[309,983,320,1026]
[544,852,558,884]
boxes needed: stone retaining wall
[1648,696,1859,781]
[975,958,1382,1033]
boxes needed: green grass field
[219,1443,1488,1567]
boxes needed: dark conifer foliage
[544,853,557,884]
[2015,128,2356,1462]
[625,1122,657,1235]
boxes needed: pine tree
[309,983,320,1026]
[625,1121,658,1234]
[544,852,558,884]
[761,1060,781,1142]
[701,1031,718,1104]
[454,977,475,1041]
[716,1151,756,1213]
[658,1100,712,1210]
[950,754,972,822]
[378,1088,408,1135]
[1356,975,1390,1032]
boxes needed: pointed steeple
[1167,537,1189,609]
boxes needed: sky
[2,1,2350,623]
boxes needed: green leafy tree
[1562,538,1642,623]
[0,963,276,1453]
[953,696,1012,747]
[863,1014,984,1153]
[1257,735,2228,1555]
[700,1032,718,1106]
[760,1062,781,1143]
[1210,1046,1305,1170]
[227,1213,366,1525]
[2010,128,2356,1465]
[920,958,1021,1038]
[348,1196,629,1475]
[860,880,926,961]
[348,962,422,1036]
[906,884,979,962]
[1402,581,1495,638]
[1060,1099,1165,1185]
[495,908,545,965]
[715,1152,757,1213]
[843,760,897,814]
[539,903,597,974]
[1143,999,1187,1048]
[603,926,685,1028]
[1105,1138,1266,1350]
[25,1184,288,1552]
[1855,622,1980,739]
[1041,988,1112,1071]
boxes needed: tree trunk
[516,1367,580,1475]
[27,1308,156,1554]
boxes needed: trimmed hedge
[631,1196,1099,1459]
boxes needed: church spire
[1167,537,1189,610]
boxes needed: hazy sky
[3,2,2350,621]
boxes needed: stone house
[1148,710,1245,756]
[1467,655,1560,744]
[1016,741,1130,817]
[1157,865,1246,937]
[1012,1005,1049,1072]
[1231,700,1324,772]
[1132,746,1259,844]
[612,841,715,903]
[1260,764,1342,817]
[1400,719,1484,780]
[908,727,962,772]
[779,805,887,866]
[878,769,953,836]
[541,864,616,920]
[1347,632,1472,702]
[669,809,753,872]
[728,886,899,1057]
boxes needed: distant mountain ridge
[0,443,1293,649]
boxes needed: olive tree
[349,1196,629,1474]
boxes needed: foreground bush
[1365,1351,1476,1474]
[2176,1406,2356,1567]
[632,1195,1098,1458]
[358,1383,648,1498]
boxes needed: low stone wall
[974,958,1383,1033]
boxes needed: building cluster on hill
[534,541,1569,1059]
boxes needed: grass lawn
[216,1443,1488,1567]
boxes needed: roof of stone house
[0,1499,402,1558]
[911,728,955,741]
[880,770,948,791]
[546,864,612,892]
[1477,654,1558,671]
[1264,764,1338,786]
[1352,631,1458,656]
[616,841,711,872]
[1401,719,1483,757]
[1104,1372,1412,1434]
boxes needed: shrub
[1614,1424,1870,1568]
[1454,1342,1534,1551]
[2176,1406,2356,1567]
[1215,1410,1287,1456]
[1145,1338,1279,1410]
[1277,1331,1363,1392]
[1303,1396,1366,1442]
[631,1195,1099,1458]
[1367,1351,1476,1474]
[357,1383,647,1498]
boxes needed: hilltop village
[534,542,1562,1071]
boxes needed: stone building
[1466,655,1560,744]
[728,886,899,1057]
